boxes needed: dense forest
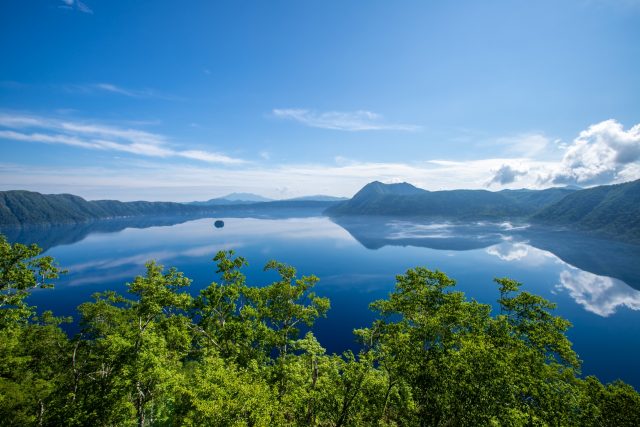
[0,191,335,227]
[324,181,575,218]
[3,180,640,244]
[1,234,640,426]
[326,180,640,244]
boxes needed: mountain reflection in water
[3,213,640,387]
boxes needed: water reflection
[484,240,640,317]
[557,269,640,317]
[485,241,554,264]
[331,216,640,292]
[4,213,640,387]
[332,216,505,250]
[3,213,640,317]
[0,205,329,249]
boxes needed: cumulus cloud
[0,113,244,165]
[557,269,640,317]
[272,109,420,132]
[487,164,528,186]
[542,119,640,186]
[0,157,555,202]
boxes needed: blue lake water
[5,213,640,388]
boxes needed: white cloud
[91,83,178,100]
[541,119,640,186]
[94,83,142,97]
[494,133,553,158]
[0,113,245,165]
[487,164,528,186]
[272,109,420,132]
[557,269,640,317]
[0,157,556,202]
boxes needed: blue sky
[1,0,639,201]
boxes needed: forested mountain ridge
[0,190,204,226]
[325,181,576,218]
[0,191,339,226]
[532,179,640,242]
[3,181,639,244]
[326,180,640,243]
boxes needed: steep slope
[532,179,640,242]
[499,187,576,209]
[0,190,343,227]
[0,191,200,226]
[325,182,553,219]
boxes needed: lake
[4,212,640,389]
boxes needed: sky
[0,0,639,201]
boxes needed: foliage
[326,180,578,220]
[1,237,639,426]
[533,179,640,243]
[0,190,339,227]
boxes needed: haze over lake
[12,213,640,389]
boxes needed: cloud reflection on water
[557,269,640,317]
[485,240,640,317]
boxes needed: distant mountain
[325,181,574,219]
[285,195,349,202]
[532,179,640,243]
[221,192,273,202]
[188,192,273,206]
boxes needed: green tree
[0,235,67,426]
[0,235,63,325]
[68,262,192,426]
[2,235,640,426]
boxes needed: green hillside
[532,180,640,243]
[326,181,574,219]
[0,191,200,226]
[0,191,341,227]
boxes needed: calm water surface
[6,214,640,388]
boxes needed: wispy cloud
[68,83,179,100]
[91,83,179,100]
[59,0,93,14]
[0,156,556,202]
[2,115,639,199]
[0,113,245,165]
[272,109,420,132]
[1,81,179,101]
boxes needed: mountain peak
[220,192,272,202]
[354,181,427,198]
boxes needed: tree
[70,262,193,427]
[0,235,67,426]
[0,235,63,325]
[1,234,640,426]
